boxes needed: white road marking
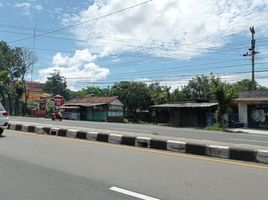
[110,186,160,200]
[229,138,268,144]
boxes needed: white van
[0,103,9,135]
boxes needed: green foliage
[63,88,77,101]
[111,81,152,113]
[78,86,105,97]
[204,123,225,131]
[0,41,37,115]
[149,83,171,105]
[45,99,55,117]
[43,73,67,96]
[181,75,219,100]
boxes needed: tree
[0,41,18,114]
[14,47,38,82]
[43,73,67,96]
[111,81,152,120]
[78,86,105,97]
[181,75,220,100]
[45,99,55,117]
[170,88,186,101]
[149,82,171,105]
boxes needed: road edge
[8,123,268,164]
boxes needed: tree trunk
[14,95,20,115]
[7,93,13,115]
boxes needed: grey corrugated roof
[235,97,268,102]
[151,102,218,108]
[59,106,80,109]
[64,103,107,107]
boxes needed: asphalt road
[0,130,267,200]
[10,116,268,147]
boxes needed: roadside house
[60,96,124,122]
[151,101,218,127]
[235,91,268,129]
[22,81,50,101]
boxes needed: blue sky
[0,0,268,90]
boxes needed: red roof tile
[26,81,44,93]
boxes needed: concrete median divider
[121,136,136,146]
[108,134,123,144]
[229,148,257,162]
[206,145,229,159]
[96,133,109,142]
[7,122,268,165]
[186,143,207,155]
[135,137,151,148]
[76,131,87,139]
[256,150,268,164]
[57,129,67,137]
[21,125,30,132]
[50,128,59,136]
[86,131,98,140]
[66,129,78,138]
[150,139,167,150]
[167,140,186,153]
[43,127,51,134]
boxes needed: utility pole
[31,24,36,82]
[243,27,259,90]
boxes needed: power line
[65,69,268,86]
[7,0,155,44]
[102,61,268,78]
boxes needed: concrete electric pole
[243,27,259,90]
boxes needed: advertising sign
[248,105,268,129]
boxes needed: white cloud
[135,77,189,91]
[39,49,110,89]
[14,2,32,9]
[14,2,43,15]
[34,5,43,10]
[63,0,268,59]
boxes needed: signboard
[248,105,268,129]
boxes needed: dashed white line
[110,186,160,200]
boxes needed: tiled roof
[26,81,44,93]
[68,96,118,104]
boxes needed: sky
[0,0,268,91]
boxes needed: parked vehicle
[51,110,63,121]
[0,103,9,135]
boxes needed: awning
[235,97,268,103]
[63,103,107,107]
[59,106,80,109]
[151,102,218,108]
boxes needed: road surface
[10,116,268,147]
[0,130,267,200]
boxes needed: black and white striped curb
[8,123,268,164]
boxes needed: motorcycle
[51,111,63,121]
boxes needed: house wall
[169,108,212,127]
[108,99,124,117]
[62,110,80,120]
[169,108,180,125]
[87,107,93,120]
[238,103,248,127]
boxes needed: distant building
[22,81,50,101]
[235,91,268,129]
[151,101,218,127]
[60,96,124,122]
